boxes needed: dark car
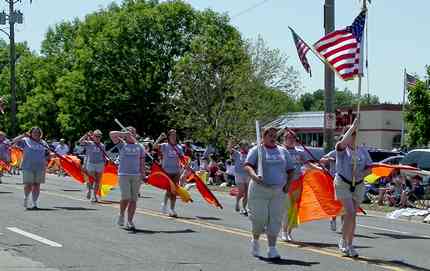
[400,149,430,170]
[366,149,404,163]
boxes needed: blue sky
[6,0,430,103]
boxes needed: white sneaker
[126,221,136,230]
[267,246,281,260]
[24,198,28,209]
[281,231,288,242]
[347,246,359,258]
[32,201,38,209]
[338,239,348,255]
[251,240,260,257]
[161,204,168,215]
[169,210,178,218]
[117,215,125,227]
[330,219,337,232]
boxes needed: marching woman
[227,140,250,215]
[110,127,145,230]
[335,118,372,257]
[79,130,106,202]
[12,127,50,209]
[155,129,183,218]
[281,129,310,242]
[0,131,11,184]
[244,127,294,259]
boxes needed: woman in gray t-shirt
[244,127,294,260]
[79,129,106,202]
[12,127,49,209]
[155,129,183,218]
[334,119,372,258]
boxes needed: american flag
[289,27,312,77]
[406,72,417,89]
[314,11,366,81]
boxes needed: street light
[0,0,31,136]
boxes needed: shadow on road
[195,216,222,221]
[259,257,319,266]
[359,258,430,271]
[126,228,196,235]
[373,232,430,240]
[295,241,371,249]
[54,206,98,211]
[25,207,57,211]
[97,200,120,205]
[0,191,13,194]
[62,189,82,192]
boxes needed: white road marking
[357,224,430,238]
[7,227,62,247]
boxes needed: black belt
[338,174,363,192]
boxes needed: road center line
[7,227,63,247]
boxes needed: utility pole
[323,0,335,152]
[9,0,17,136]
[0,0,26,136]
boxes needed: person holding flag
[334,119,372,257]
[79,130,106,202]
[280,129,310,242]
[12,127,50,209]
[227,140,250,215]
[0,131,11,184]
[110,126,145,230]
[244,126,295,260]
[154,129,184,218]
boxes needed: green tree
[406,66,430,147]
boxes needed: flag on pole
[289,27,312,76]
[406,72,417,89]
[314,10,366,81]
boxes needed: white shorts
[334,176,365,203]
[235,175,250,184]
[86,163,105,174]
[23,169,46,184]
[119,175,142,201]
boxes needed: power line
[231,0,271,19]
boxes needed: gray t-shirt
[117,143,145,176]
[0,139,10,162]
[323,150,336,177]
[232,150,248,177]
[83,142,105,164]
[160,143,183,174]
[17,138,48,171]
[245,145,295,188]
[285,147,308,180]
[335,146,372,182]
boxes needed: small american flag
[289,27,311,77]
[314,11,366,81]
[406,73,417,89]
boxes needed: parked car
[400,149,430,170]
[379,155,404,165]
[366,149,404,162]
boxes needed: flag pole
[401,68,406,147]
[352,1,368,188]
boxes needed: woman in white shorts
[110,127,145,230]
[228,140,250,215]
[79,130,106,202]
[335,119,372,257]
[244,127,294,260]
[12,127,49,209]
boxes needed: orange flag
[0,159,11,172]
[59,155,93,184]
[147,163,192,203]
[187,172,222,209]
[297,169,343,223]
[98,161,118,197]
[10,146,23,167]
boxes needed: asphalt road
[0,174,429,271]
